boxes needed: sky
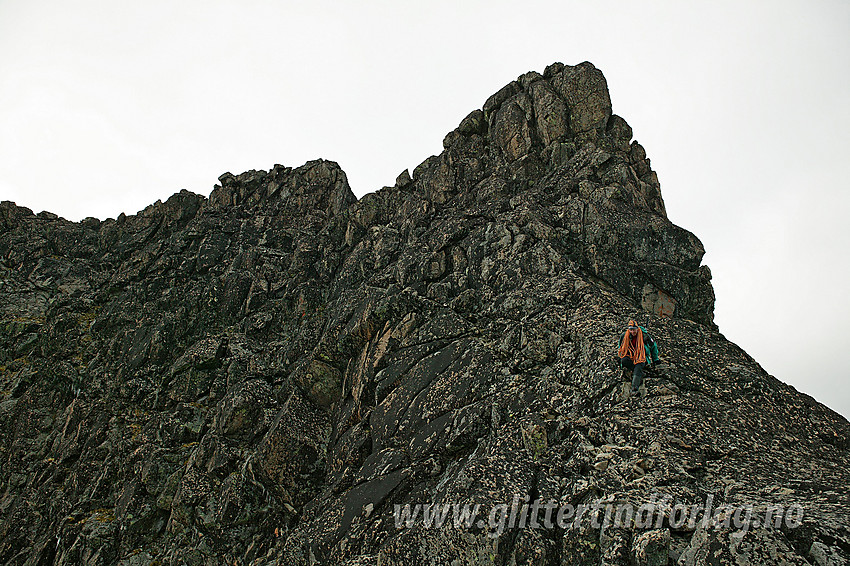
[1,0,848,419]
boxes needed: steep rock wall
[0,62,847,566]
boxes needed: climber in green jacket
[617,319,661,397]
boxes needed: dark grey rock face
[1,62,847,566]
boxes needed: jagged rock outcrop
[1,62,848,566]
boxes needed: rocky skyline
[2,3,849,421]
[1,62,848,565]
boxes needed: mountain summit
[1,62,847,565]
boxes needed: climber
[617,319,661,397]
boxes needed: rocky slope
[1,62,848,566]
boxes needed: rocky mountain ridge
[1,61,848,565]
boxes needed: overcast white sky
[1,0,848,419]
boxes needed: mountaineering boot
[639,384,648,398]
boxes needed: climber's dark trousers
[619,357,645,390]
